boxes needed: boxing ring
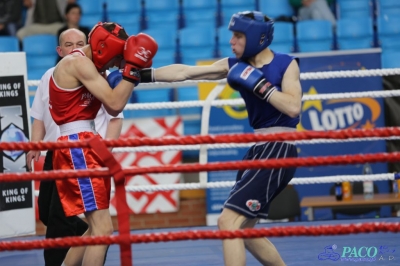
[1,67,400,265]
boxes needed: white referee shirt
[30,67,123,141]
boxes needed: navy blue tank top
[228,51,300,129]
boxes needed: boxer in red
[49,22,158,266]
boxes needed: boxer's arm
[147,58,229,82]
[269,60,302,118]
[68,56,135,116]
[26,119,45,171]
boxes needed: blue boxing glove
[107,70,123,89]
[227,62,277,102]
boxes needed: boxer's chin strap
[88,136,132,266]
[140,68,155,83]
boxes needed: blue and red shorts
[53,132,110,217]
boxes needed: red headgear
[88,22,126,72]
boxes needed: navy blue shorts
[224,141,298,219]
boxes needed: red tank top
[49,50,102,125]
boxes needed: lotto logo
[240,66,254,80]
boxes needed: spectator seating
[0,36,19,52]
[178,26,217,65]
[220,0,257,26]
[296,20,333,52]
[105,0,141,33]
[144,0,180,30]
[336,0,372,19]
[336,17,374,50]
[377,0,400,18]
[217,26,233,58]
[269,21,295,53]
[381,49,400,68]
[377,16,400,49]
[77,0,104,27]
[142,27,178,68]
[22,35,58,81]
[258,0,294,20]
[182,0,218,28]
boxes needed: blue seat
[77,0,103,27]
[179,26,217,64]
[77,0,103,15]
[377,0,400,18]
[144,0,180,30]
[219,2,266,25]
[259,0,294,20]
[123,23,141,36]
[23,35,58,77]
[142,28,178,67]
[80,14,103,28]
[220,0,256,9]
[336,17,374,50]
[336,0,372,19]
[296,20,333,52]
[126,88,176,118]
[182,0,218,28]
[22,34,57,56]
[0,36,19,52]
[377,16,400,49]
[150,50,177,68]
[105,0,141,30]
[217,26,233,58]
[143,28,177,50]
[107,13,140,29]
[381,49,400,68]
[269,22,294,53]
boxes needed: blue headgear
[228,11,274,59]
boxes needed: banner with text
[0,52,35,238]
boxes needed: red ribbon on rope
[88,136,132,266]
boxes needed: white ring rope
[26,68,400,87]
[123,90,400,110]
[33,173,396,195]
[122,173,395,192]
[112,136,400,153]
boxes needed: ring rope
[26,67,400,87]
[117,173,396,192]
[1,222,399,251]
[1,127,400,151]
[3,152,400,183]
[31,173,396,195]
[123,89,400,110]
[112,136,400,153]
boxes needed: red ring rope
[0,222,398,251]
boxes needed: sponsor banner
[295,49,389,220]
[203,49,388,224]
[0,52,35,238]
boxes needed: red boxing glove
[122,33,158,84]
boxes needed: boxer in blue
[139,11,302,266]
